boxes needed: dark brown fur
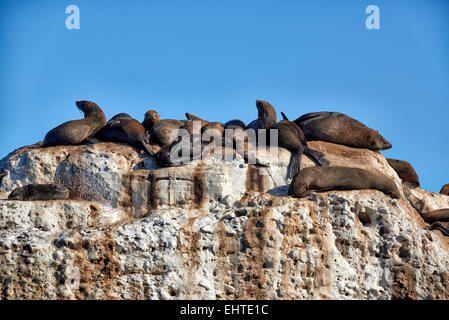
[387,158,420,187]
[288,166,401,199]
[255,100,277,129]
[421,209,449,223]
[225,119,246,129]
[98,113,154,156]
[43,101,107,147]
[185,112,208,124]
[293,112,392,151]
[8,184,69,201]
[245,100,277,131]
[155,135,214,167]
[201,122,225,147]
[440,184,449,196]
[255,101,329,177]
[142,110,188,147]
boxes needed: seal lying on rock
[288,166,401,199]
[386,158,420,187]
[255,101,329,178]
[224,120,246,149]
[421,209,449,223]
[97,113,154,156]
[43,101,107,147]
[8,184,69,201]
[155,136,215,167]
[201,122,226,146]
[440,184,449,196]
[156,121,224,166]
[142,110,188,147]
[291,111,392,151]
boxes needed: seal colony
[35,98,405,197]
[6,98,448,237]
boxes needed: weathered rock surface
[0,140,449,299]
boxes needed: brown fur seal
[270,120,330,177]
[97,113,154,156]
[246,100,277,131]
[421,209,449,223]
[142,110,188,147]
[43,101,107,147]
[224,120,246,147]
[201,122,225,135]
[155,135,214,167]
[255,101,329,177]
[292,111,392,151]
[8,184,69,201]
[440,184,449,196]
[288,166,401,199]
[386,158,420,187]
[156,121,224,167]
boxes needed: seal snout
[375,136,392,150]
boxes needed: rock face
[1,140,449,299]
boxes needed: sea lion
[246,100,277,131]
[386,158,420,187]
[270,120,330,177]
[201,122,225,145]
[440,184,449,196]
[421,209,449,223]
[292,111,392,151]
[98,113,154,156]
[288,166,401,199]
[8,184,69,201]
[155,135,214,167]
[255,101,329,177]
[430,221,449,236]
[42,101,107,147]
[154,119,219,167]
[142,110,188,147]
[224,120,246,148]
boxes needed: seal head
[256,100,277,129]
[440,184,449,196]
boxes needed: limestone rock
[0,140,448,299]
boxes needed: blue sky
[0,0,448,192]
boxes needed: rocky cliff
[1,140,449,300]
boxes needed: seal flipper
[140,139,155,156]
[304,147,330,166]
[281,112,289,121]
[289,150,302,179]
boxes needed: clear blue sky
[1,0,448,192]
